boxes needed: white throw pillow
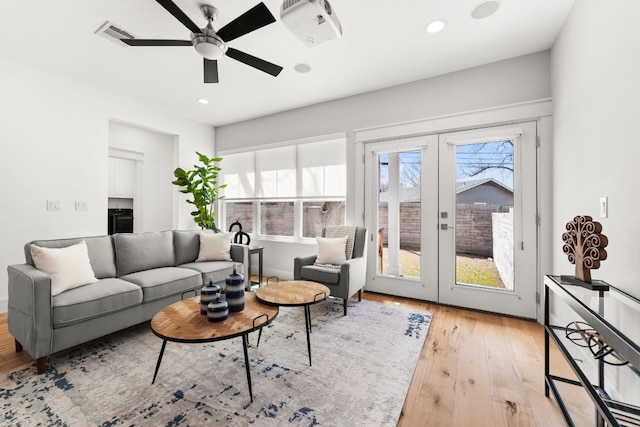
[315,236,349,266]
[30,241,98,296]
[324,225,357,260]
[197,232,233,262]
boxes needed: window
[261,202,294,236]
[302,201,345,238]
[225,202,253,233]
[220,136,346,239]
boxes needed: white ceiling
[0,0,574,127]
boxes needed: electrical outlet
[75,201,88,211]
[47,200,61,211]
[600,197,608,218]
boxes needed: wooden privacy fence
[455,204,511,257]
[378,202,511,254]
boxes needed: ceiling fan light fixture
[192,34,226,60]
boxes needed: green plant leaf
[173,153,224,231]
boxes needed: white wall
[216,51,552,280]
[551,0,640,405]
[109,121,174,232]
[551,1,640,297]
[0,56,215,311]
[216,51,551,149]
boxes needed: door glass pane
[455,140,514,290]
[377,150,421,279]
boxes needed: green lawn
[381,248,505,288]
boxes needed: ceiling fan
[122,0,283,83]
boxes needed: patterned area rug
[1,298,431,426]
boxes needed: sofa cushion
[179,261,235,285]
[300,265,341,285]
[197,232,233,262]
[30,241,98,296]
[52,278,143,328]
[114,231,174,276]
[120,267,202,302]
[25,235,116,279]
[173,230,200,265]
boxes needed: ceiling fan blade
[217,2,276,42]
[204,59,219,84]
[226,47,283,77]
[155,0,201,34]
[122,39,192,47]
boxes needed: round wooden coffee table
[255,280,330,366]
[150,292,278,402]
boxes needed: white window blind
[222,152,255,199]
[220,135,347,238]
[256,146,296,198]
[298,139,346,197]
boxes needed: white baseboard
[0,298,7,314]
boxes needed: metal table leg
[242,334,253,402]
[304,305,312,366]
[256,326,263,347]
[306,304,312,333]
[152,339,167,384]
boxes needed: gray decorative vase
[200,282,221,314]
[207,299,229,322]
[225,265,245,312]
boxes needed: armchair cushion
[300,265,341,285]
[315,236,348,266]
[324,225,356,259]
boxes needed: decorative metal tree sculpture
[562,215,608,283]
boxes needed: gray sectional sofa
[7,230,250,374]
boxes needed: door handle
[440,224,454,230]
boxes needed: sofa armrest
[294,255,317,279]
[230,244,251,289]
[7,264,54,360]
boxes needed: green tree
[172,152,226,231]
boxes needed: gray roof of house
[456,178,513,194]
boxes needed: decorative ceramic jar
[200,281,221,314]
[207,299,229,322]
[225,265,245,312]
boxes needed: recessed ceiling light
[471,0,501,19]
[197,98,209,104]
[425,19,447,34]
[294,63,312,73]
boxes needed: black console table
[544,275,640,427]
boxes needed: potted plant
[172,152,226,232]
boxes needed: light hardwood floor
[0,292,592,426]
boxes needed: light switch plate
[600,197,608,218]
[47,200,61,211]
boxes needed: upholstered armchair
[293,226,368,315]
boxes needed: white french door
[438,122,537,318]
[365,122,538,318]
[364,136,439,301]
